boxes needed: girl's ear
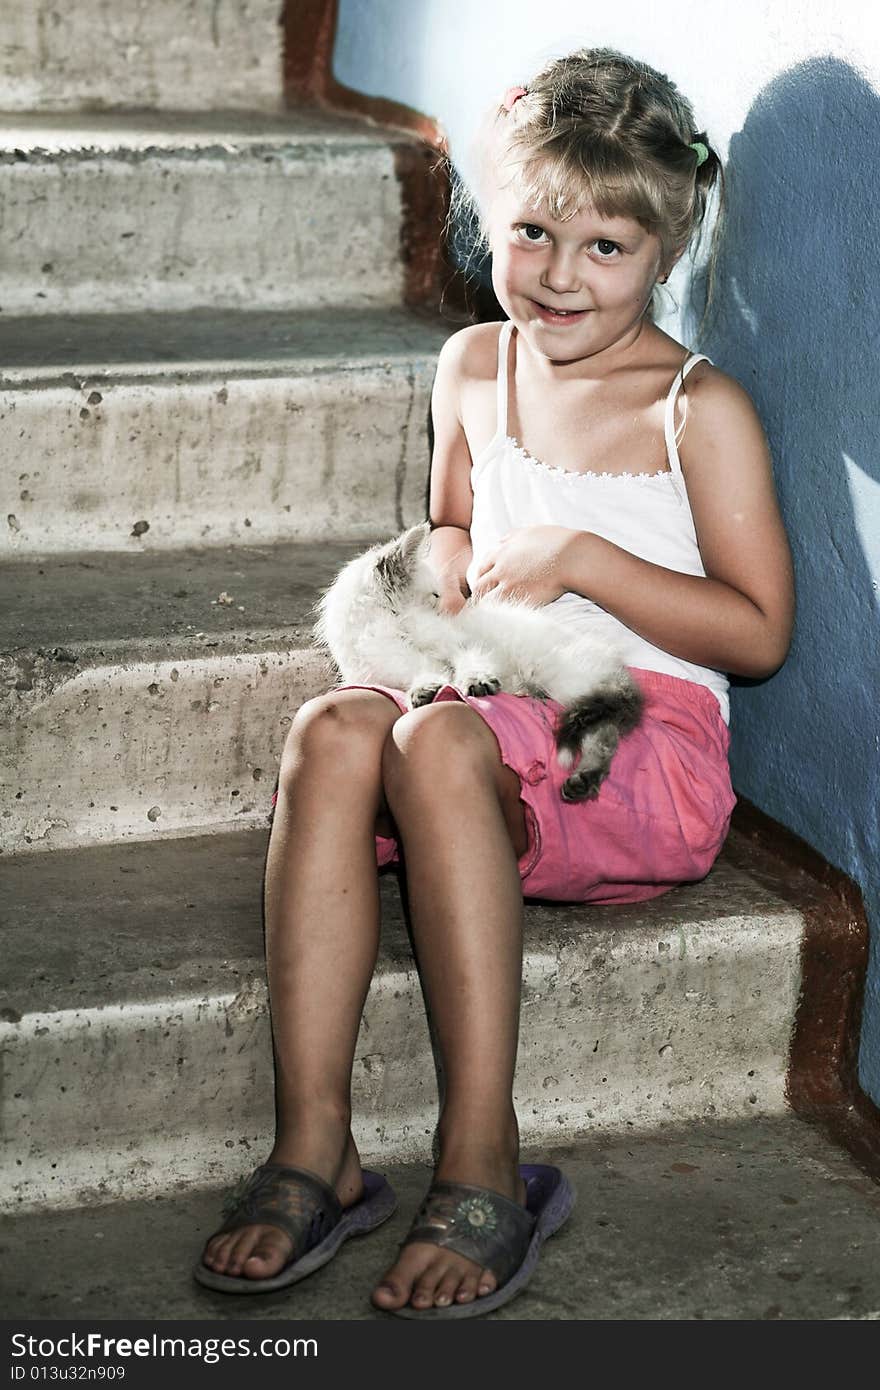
[660,242,689,282]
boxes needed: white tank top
[465,320,730,724]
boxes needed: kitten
[313,522,643,801]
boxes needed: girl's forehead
[492,183,646,238]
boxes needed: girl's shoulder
[648,326,739,392]
[640,325,770,461]
[677,357,763,424]
[648,325,761,423]
[436,321,504,384]
[677,360,771,479]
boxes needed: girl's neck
[513,315,654,384]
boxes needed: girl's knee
[279,690,400,789]
[382,702,497,792]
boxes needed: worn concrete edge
[728,798,880,1181]
[0,112,427,159]
[0,627,309,668]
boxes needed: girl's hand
[470,526,578,605]
[437,581,469,616]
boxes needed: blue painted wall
[693,58,880,1096]
[333,1,880,1102]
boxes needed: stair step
[0,112,421,315]
[0,306,451,556]
[0,827,804,1213]
[0,1,285,114]
[1,540,377,852]
[5,1118,880,1319]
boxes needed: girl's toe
[477,1268,498,1297]
[243,1232,291,1277]
[434,1269,462,1308]
[372,1274,409,1309]
[202,1233,232,1271]
[454,1269,481,1303]
[225,1231,258,1276]
[410,1255,449,1307]
[410,1278,438,1307]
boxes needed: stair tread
[0,825,803,1019]
[0,539,374,655]
[0,107,422,156]
[4,1117,879,1319]
[0,304,453,378]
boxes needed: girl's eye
[517,223,548,242]
[593,239,621,259]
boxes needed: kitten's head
[313,522,438,657]
[371,522,438,611]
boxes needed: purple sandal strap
[402,1180,535,1287]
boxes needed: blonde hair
[451,47,725,340]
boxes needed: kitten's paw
[561,767,608,802]
[465,675,502,697]
[407,684,442,708]
[453,667,502,697]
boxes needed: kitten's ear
[401,520,432,561]
[374,523,429,600]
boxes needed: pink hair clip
[502,85,527,111]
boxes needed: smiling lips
[531,300,589,323]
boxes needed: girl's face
[487,171,670,366]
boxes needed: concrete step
[0,306,450,556]
[4,1120,880,1319]
[0,111,420,315]
[1,540,380,853]
[0,826,805,1213]
[0,1,285,113]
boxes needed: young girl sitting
[196,45,794,1318]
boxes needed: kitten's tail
[554,675,644,802]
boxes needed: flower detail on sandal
[404,1180,535,1288]
[387,1166,576,1320]
[221,1171,258,1221]
[455,1195,499,1238]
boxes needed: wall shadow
[684,57,880,1090]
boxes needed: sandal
[194,1162,397,1294]
[387,1163,575,1319]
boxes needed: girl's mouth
[531,301,589,325]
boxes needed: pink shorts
[273,668,736,907]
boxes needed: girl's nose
[540,248,581,294]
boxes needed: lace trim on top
[505,435,678,485]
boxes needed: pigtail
[687,130,726,347]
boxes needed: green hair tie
[690,141,709,167]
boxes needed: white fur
[313,523,643,800]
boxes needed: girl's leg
[371,701,529,1312]
[201,688,402,1280]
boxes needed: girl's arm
[561,370,795,679]
[426,330,476,614]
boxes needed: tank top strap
[494,319,514,439]
[663,352,713,480]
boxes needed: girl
[196,47,795,1317]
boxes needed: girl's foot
[371,1146,526,1313]
[200,1123,364,1281]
